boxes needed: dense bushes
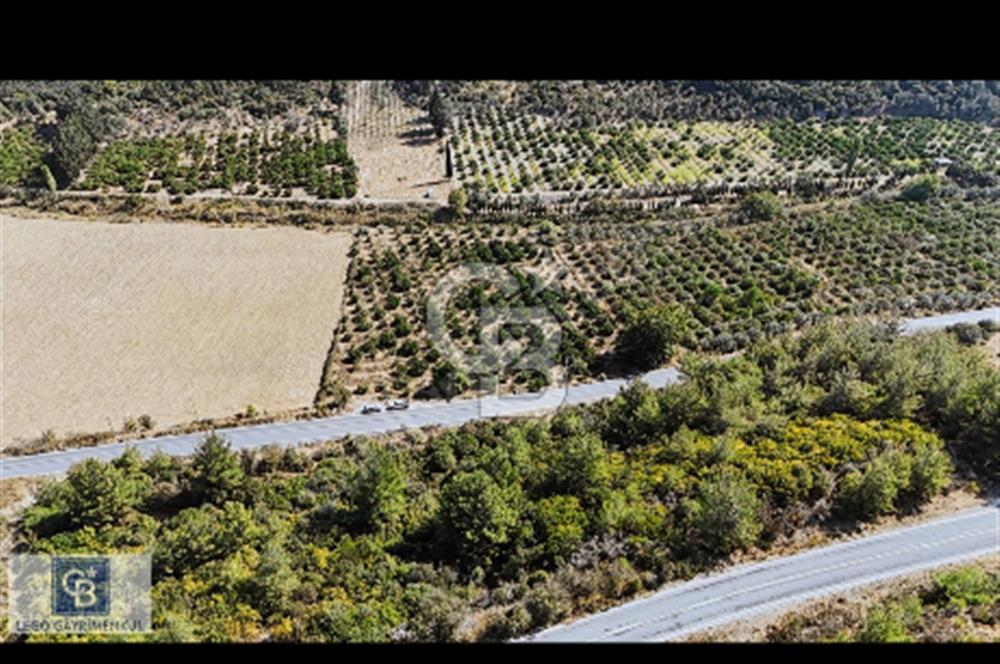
[738,191,783,222]
[0,81,340,124]
[11,323,997,643]
[900,174,940,202]
[0,125,47,186]
[190,433,246,504]
[686,469,762,555]
[79,130,357,198]
[48,100,111,187]
[616,303,690,370]
[441,80,1000,126]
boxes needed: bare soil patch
[1,215,350,448]
[346,81,451,203]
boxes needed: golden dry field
[1,215,350,448]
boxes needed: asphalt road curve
[522,505,999,642]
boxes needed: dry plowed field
[1,216,350,448]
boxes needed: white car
[360,403,383,414]
[386,399,410,411]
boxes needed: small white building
[933,157,953,167]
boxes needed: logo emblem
[51,557,110,616]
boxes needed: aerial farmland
[1,215,350,447]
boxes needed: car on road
[360,403,383,414]
[386,399,409,411]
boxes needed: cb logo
[52,557,110,616]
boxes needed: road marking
[625,526,996,634]
[525,509,999,642]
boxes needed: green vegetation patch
[11,322,998,642]
[80,130,357,198]
[766,562,1000,642]
[0,125,47,186]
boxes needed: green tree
[155,501,264,576]
[855,599,920,643]
[837,455,902,519]
[933,567,999,608]
[153,610,199,643]
[311,598,401,643]
[190,434,245,504]
[844,134,861,179]
[63,458,150,528]
[347,445,410,538]
[40,163,57,192]
[677,354,767,435]
[739,191,783,222]
[909,444,952,499]
[432,360,470,400]
[401,584,466,642]
[438,470,526,568]
[688,469,762,555]
[246,541,299,615]
[548,433,612,502]
[49,100,109,187]
[617,303,690,370]
[820,367,880,418]
[428,88,452,138]
[604,380,667,448]
[533,495,588,561]
[900,174,939,202]
[448,187,468,216]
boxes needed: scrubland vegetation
[6,322,997,642]
[0,80,355,197]
[759,561,999,642]
[439,81,999,126]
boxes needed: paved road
[0,369,681,480]
[897,306,998,334]
[523,505,999,642]
[1,306,995,480]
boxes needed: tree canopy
[616,303,690,370]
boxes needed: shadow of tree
[398,126,437,147]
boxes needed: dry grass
[0,478,45,517]
[1,215,350,448]
[345,80,451,203]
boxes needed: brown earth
[1,214,351,448]
[345,80,451,203]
